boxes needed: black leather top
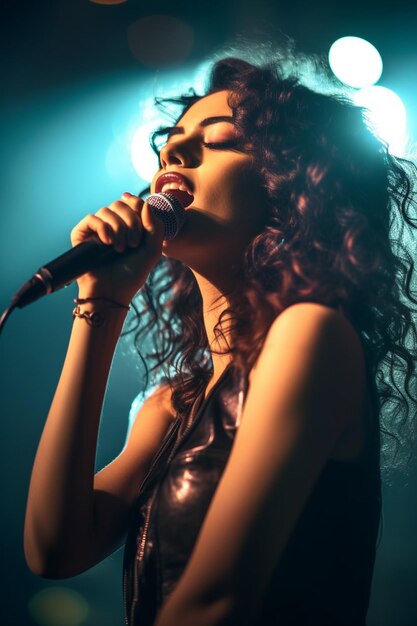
[123,364,381,626]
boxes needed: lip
[155,172,194,196]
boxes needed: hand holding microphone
[70,192,167,306]
[11,192,186,309]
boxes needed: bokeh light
[353,85,408,156]
[28,587,89,626]
[127,15,194,67]
[89,1,127,5]
[329,36,383,88]
[130,119,160,183]
[128,63,210,183]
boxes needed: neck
[191,270,235,380]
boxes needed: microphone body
[12,193,185,308]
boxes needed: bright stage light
[130,119,160,183]
[129,66,208,183]
[353,85,408,156]
[329,37,383,88]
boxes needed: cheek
[234,173,268,233]
[225,165,266,214]
[225,158,260,193]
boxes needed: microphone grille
[147,192,186,240]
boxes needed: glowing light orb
[28,587,89,626]
[329,37,383,88]
[130,120,160,183]
[353,85,408,156]
[128,62,219,183]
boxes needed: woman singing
[24,57,417,625]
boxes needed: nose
[159,136,198,170]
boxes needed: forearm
[24,307,128,576]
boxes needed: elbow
[24,538,70,579]
[24,524,82,579]
[24,545,82,580]
[25,559,64,580]
[24,547,62,579]
[23,521,49,577]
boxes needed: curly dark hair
[125,57,417,474]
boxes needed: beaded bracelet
[72,297,130,327]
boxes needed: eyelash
[158,136,239,156]
[202,140,239,150]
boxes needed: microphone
[11,192,186,309]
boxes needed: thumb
[142,201,165,240]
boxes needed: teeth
[161,182,191,194]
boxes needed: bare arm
[24,193,169,578]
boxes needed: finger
[120,192,144,214]
[95,206,132,252]
[71,214,112,247]
[119,193,163,238]
[141,201,165,238]
[106,200,143,248]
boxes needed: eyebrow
[167,115,235,136]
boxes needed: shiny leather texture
[123,364,381,626]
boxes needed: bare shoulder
[268,302,361,344]
[248,302,367,450]
[257,302,364,373]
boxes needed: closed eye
[202,140,242,150]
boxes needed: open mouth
[162,188,194,208]
[156,172,194,208]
